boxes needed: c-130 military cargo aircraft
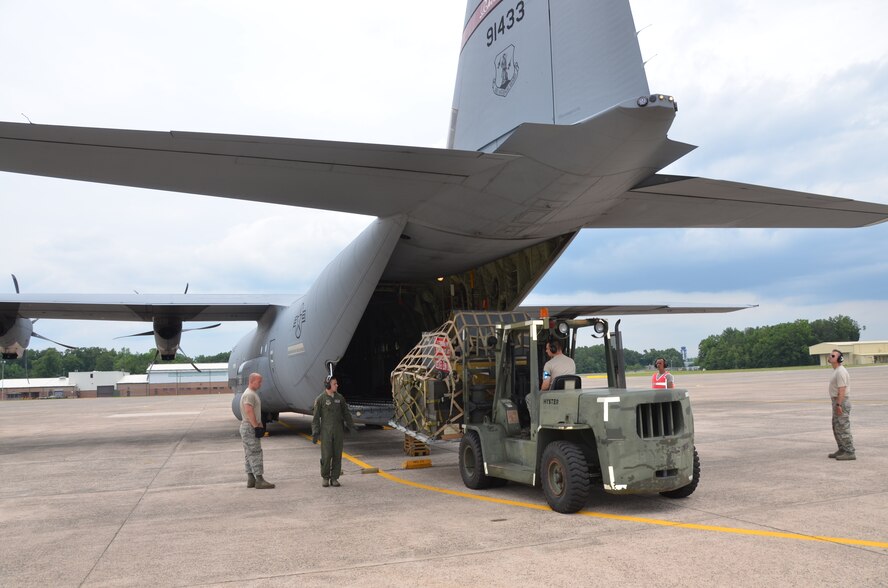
[1,0,887,423]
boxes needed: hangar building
[1,363,230,400]
[117,363,229,396]
[809,341,888,366]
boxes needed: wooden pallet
[403,434,431,457]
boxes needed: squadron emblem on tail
[492,44,518,96]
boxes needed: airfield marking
[283,428,888,549]
[107,411,202,418]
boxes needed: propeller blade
[11,274,20,294]
[32,332,78,350]
[114,330,155,339]
[184,283,189,295]
[177,346,202,372]
[146,350,159,376]
[182,323,221,333]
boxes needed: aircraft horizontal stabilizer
[0,121,514,218]
[589,174,888,228]
[4,114,887,239]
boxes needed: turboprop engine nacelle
[0,316,32,359]
[152,316,182,361]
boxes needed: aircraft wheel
[459,430,501,489]
[541,440,591,513]
[660,446,700,499]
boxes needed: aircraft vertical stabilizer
[450,0,649,151]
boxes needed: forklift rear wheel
[659,446,700,498]
[459,431,504,489]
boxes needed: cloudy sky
[1,1,886,358]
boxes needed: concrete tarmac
[1,366,886,587]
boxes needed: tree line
[696,315,859,370]
[573,345,684,374]
[572,315,858,373]
[0,347,230,380]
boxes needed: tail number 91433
[487,1,525,47]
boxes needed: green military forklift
[458,316,699,513]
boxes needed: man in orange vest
[651,357,674,389]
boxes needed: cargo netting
[390,310,528,440]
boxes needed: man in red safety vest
[651,357,674,389]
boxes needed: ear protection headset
[656,357,667,369]
[325,377,334,390]
[547,338,559,354]
[834,351,844,364]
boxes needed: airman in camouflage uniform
[239,373,275,488]
[311,376,356,487]
[826,350,855,460]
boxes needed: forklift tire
[459,431,502,489]
[541,441,591,514]
[660,446,700,499]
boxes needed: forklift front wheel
[541,440,591,513]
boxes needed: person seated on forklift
[540,337,576,391]
[523,337,577,432]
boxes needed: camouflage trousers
[240,421,264,476]
[831,397,855,454]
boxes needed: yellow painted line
[375,468,551,512]
[371,464,888,548]
[573,512,888,549]
[286,425,888,549]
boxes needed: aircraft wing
[0,294,290,321]
[593,174,888,228]
[516,304,756,319]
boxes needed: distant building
[117,363,230,397]
[0,371,127,400]
[116,373,149,396]
[0,376,76,400]
[1,363,231,400]
[809,341,888,366]
[70,371,128,398]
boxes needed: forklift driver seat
[551,375,581,390]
